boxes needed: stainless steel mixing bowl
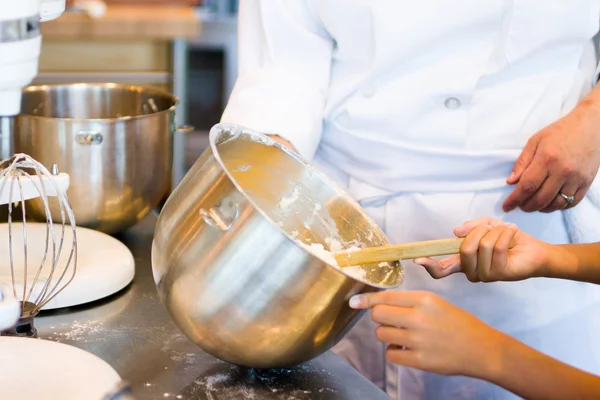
[13,83,178,234]
[152,123,403,369]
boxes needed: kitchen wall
[38,1,237,172]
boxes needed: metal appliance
[0,0,66,157]
[152,123,403,369]
[14,83,179,234]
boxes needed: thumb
[507,135,540,184]
[349,291,421,309]
[414,255,462,279]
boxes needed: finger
[460,225,493,280]
[456,221,519,239]
[489,226,518,280]
[268,134,296,151]
[541,181,585,212]
[454,217,493,237]
[375,326,415,348]
[507,135,540,184]
[414,255,462,279]
[476,226,506,282]
[349,291,424,310]
[371,304,414,327]
[519,176,564,212]
[385,345,420,368]
[454,218,509,237]
[565,185,588,209]
[502,162,548,212]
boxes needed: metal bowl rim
[208,122,403,289]
[19,83,178,123]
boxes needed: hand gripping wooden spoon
[333,238,515,267]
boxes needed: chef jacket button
[444,97,461,109]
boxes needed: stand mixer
[0,0,65,159]
[0,0,68,333]
[0,4,137,398]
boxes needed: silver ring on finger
[559,192,575,206]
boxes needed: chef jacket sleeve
[220,0,334,160]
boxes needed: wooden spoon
[333,238,515,267]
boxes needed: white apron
[222,1,600,398]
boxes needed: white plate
[0,223,135,310]
[0,337,122,399]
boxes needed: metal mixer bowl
[152,123,403,369]
[13,83,177,234]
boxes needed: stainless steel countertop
[36,215,390,400]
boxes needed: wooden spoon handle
[334,238,516,267]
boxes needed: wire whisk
[0,153,77,337]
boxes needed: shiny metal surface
[13,83,177,234]
[36,216,390,400]
[152,123,403,369]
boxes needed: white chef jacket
[223,1,600,193]
[222,1,600,399]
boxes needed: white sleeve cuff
[221,69,325,161]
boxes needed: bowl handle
[76,131,103,145]
[199,196,240,231]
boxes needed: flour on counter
[188,365,334,400]
[48,320,105,342]
[192,371,258,400]
[205,373,230,386]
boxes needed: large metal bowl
[151,123,403,369]
[13,83,177,234]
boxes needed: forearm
[481,332,600,400]
[539,243,600,285]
